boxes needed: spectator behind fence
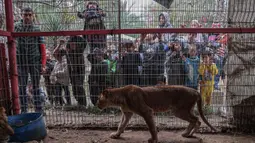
[198,52,218,113]
[26,82,46,113]
[87,48,109,106]
[188,20,208,55]
[139,34,166,86]
[53,36,87,108]
[43,50,57,105]
[165,37,185,86]
[105,48,118,88]
[209,23,228,90]
[15,7,46,113]
[77,1,106,53]
[156,12,175,44]
[121,40,142,85]
[183,44,200,90]
[50,52,71,107]
[215,33,228,86]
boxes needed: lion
[0,107,14,143]
[96,85,217,143]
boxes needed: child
[198,53,218,112]
[121,40,142,85]
[26,83,46,114]
[183,44,200,90]
[105,49,118,87]
[156,75,166,85]
[0,107,14,143]
[165,38,185,86]
[87,48,109,106]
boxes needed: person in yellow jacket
[199,54,218,106]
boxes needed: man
[15,7,46,113]
[77,1,106,52]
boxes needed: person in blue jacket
[182,44,200,90]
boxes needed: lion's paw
[110,132,120,139]
[181,132,192,138]
[148,138,158,143]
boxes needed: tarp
[153,0,174,9]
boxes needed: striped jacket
[14,20,44,65]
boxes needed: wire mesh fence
[0,0,254,133]
[13,31,254,132]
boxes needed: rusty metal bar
[11,28,255,37]
[0,43,11,115]
[5,0,20,114]
[0,30,11,36]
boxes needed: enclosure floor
[44,109,231,130]
[32,129,255,143]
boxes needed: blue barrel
[7,113,47,142]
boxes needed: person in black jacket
[121,40,142,85]
[77,1,106,53]
[139,34,166,86]
[165,38,186,86]
[87,48,109,106]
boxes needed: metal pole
[117,0,123,87]
[5,0,20,114]
[118,0,121,58]
[0,43,11,115]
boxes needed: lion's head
[0,107,6,115]
[96,89,112,110]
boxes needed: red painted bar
[0,30,11,36]
[5,0,20,114]
[12,28,255,37]
[0,43,11,115]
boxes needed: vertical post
[118,0,121,58]
[117,0,123,87]
[5,0,20,114]
[0,43,11,115]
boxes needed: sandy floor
[39,129,255,143]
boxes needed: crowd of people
[14,1,228,115]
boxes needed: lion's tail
[196,91,217,132]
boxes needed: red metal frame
[5,0,20,114]
[11,28,255,37]
[0,30,11,36]
[0,43,11,115]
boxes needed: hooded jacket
[158,12,175,44]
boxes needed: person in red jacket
[15,7,46,113]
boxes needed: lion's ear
[102,89,109,98]
[0,107,5,113]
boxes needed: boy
[198,53,218,113]
[121,40,142,85]
[183,44,200,90]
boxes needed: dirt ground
[41,129,255,143]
